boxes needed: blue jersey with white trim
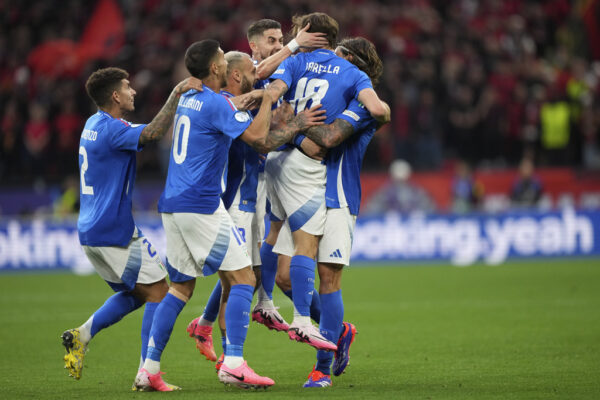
[270,49,372,123]
[158,86,252,214]
[325,99,377,215]
[77,110,146,246]
[220,91,259,212]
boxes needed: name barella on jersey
[270,49,373,123]
[220,90,259,212]
[77,110,146,247]
[325,99,378,216]
[158,85,252,214]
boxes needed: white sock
[198,316,214,327]
[223,355,244,369]
[78,316,93,344]
[142,358,161,375]
[256,286,271,304]
[293,315,311,326]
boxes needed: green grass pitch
[1,259,599,399]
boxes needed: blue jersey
[77,111,145,246]
[325,99,377,216]
[158,86,252,214]
[220,91,259,212]
[270,49,372,123]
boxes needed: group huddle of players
[62,11,390,391]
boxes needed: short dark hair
[247,19,281,41]
[338,37,383,85]
[185,40,221,79]
[292,12,338,48]
[85,67,128,107]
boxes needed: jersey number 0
[172,114,191,164]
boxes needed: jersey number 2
[79,146,94,195]
[292,77,329,113]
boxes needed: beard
[240,76,253,94]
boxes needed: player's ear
[111,90,120,105]
[248,41,258,53]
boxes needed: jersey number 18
[291,78,329,113]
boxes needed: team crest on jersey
[235,111,250,122]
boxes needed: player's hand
[295,23,329,49]
[244,89,265,109]
[232,89,263,110]
[300,136,326,161]
[174,77,203,95]
[295,104,326,129]
[271,101,294,130]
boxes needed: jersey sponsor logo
[305,62,340,75]
[274,68,285,74]
[342,110,360,121]
[234,111,251,122]
[81,129,98,141]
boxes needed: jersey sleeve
[269,56,297,93]
[107,119,146,151]
[352,70,373,98]
[210,95,252,139]
[337,99,374,132]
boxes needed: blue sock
[140,301,158,362]
[316,290,344,375]
[90,291,143,337]
[283,288,321,324]
[224,284,254,357]
[259,243,278,299]
[146,293,186,362]
[203,280,222,322]
[290,255,315,317]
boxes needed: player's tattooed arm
[139,77,203,145]
[244,101,325,153]
[304,118,355,148]
[265,79,289,102]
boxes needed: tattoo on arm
[139,91,180,145]
[304,119,354,148]
[249,117,299,153]
[265,80,288,102]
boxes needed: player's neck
[99,105,123,120]
[203,75,222,93]
[251,52,262,63]
[222,84,241,97]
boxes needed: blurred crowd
[2,0,600,188]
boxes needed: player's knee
[275,272,291,292]
[224,266,256,287]
[265,221,283,245]
[146,279,169,302]
[318,263,343,293]
[169,279,195,302]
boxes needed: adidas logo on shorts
[329,249,342,258]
